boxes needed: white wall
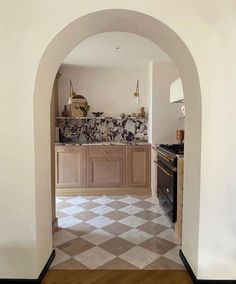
[1,1,236,281]
[58,64,149,117]
[151,61,184,144]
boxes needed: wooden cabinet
[126,145,151,188]
[55,144,151,195]
[87,146,124,188]
[55,146,85,188]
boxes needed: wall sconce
[133,80,140,104]
[68,80,76,105]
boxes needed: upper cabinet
[169,78,184,103]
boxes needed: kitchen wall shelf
[56,116,147,120]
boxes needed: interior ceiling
[63,32,170,67]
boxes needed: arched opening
[34,9,201,273]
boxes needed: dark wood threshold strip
[0,250,55,283]
[179,249,236,283]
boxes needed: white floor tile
[119,246,160,269]
[119,229,153,245]
[119,196,140,204]
[157,228,181,245]
[93,196,113,205]
[67,196,89,205]
[90,205,115,215]
[151,215,172,228]
[118,215,147,228]
[144,197,159,204]
[119,205,143,215]
[74,246,115,269]
[61,205,86,215]
[85,216,115,228]
[147,205,165,214]
[58,216,83,228]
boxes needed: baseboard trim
[56,187,151,196]
[0,250,55,283]
[179,249,236,283]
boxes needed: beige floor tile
[50,248,71,267]
[56,201,72,210]
[102,222,131,235]
[81,229,115,245]
[137,222,167,235]
[108,201,127,209]
[135,210,160,221]
[98,257,138,269]
[135,201,154,209]
[144,256,184,270]
[104,210,129,221]
[74,246,115,269]
[59,237,94,256]
[67,223,96,237]
[56,211,67,219]
[119,246,160,269]
[99,237,135,256]
[73,210,98,221]
[140,236,176,255]
[55,195,183,271]
[164,246,183,265]
[51,258,88,270]
[53,229,78,246]
[79,201,99,209]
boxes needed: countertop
[55,141,150,146]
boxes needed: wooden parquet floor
[42,270,192,284]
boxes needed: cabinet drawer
[55,145,85,153]
[88,146,123,158]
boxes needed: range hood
[170,78,184,103]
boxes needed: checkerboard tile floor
[51,195,184,270]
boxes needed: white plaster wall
[151,61,184,144]
[58,64,149,117]
[0,0,236,280]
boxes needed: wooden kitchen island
[55,143,151,196]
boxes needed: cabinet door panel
[56,146,85,188]
[87,157,123,188]
[126,146,151,188]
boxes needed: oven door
[156,160,175,203]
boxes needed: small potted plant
[79,102,90,117]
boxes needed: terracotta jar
[176,130,184,144]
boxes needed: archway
[34,9,201,275]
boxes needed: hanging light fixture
[133,80,140,104]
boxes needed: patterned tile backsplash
[57,117,148,143]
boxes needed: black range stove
[155,144,184,223]
[159,144,184,155]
